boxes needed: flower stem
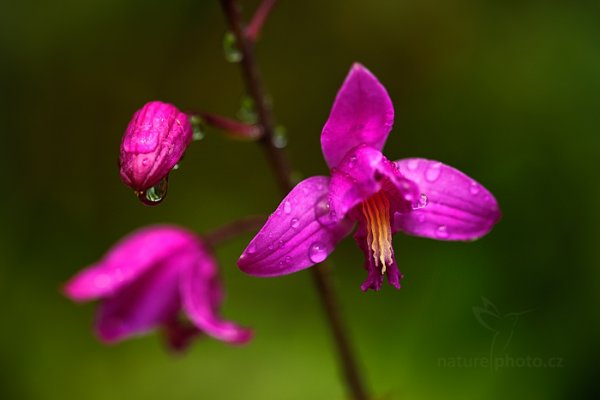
[246,0,278,43]
[204,215,267,247]
[188,111,263,140]
[219,1,369,399]
[220,0,292,194]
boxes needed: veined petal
[95,252,184,343]
[395,158,501,241]
[181,251,252,345]
[238,176,353,277]
[329,146,419,221]
[321,63,394,168]
[64,226,197,301]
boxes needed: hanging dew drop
[138,177,168,206]
[222,31,242,63]
[308,242,327,263]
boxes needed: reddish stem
[204,215,267,247]
[246,0,278,43]
[189,112,262,140]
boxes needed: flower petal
[181,250,252,345]
[329,145,419,221]
[321,63,394,168]
[64,226,197,301]
[238,176,353,277]
[95,252,184,343]
[395,158,501,240]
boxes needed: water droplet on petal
[284,256,292,264]
[314,195,337,226]
[469,181,480,195]
[425,162,442,182]
[435,225,449,238]
[413,193,429,210]
[247,244,256,255]
[406,158,419,171]
[283,200,292,214]
[347,155,357,169]
[138,177,168,206]
[223,31,242,63]
[141,157,150,166]
[290,218,300,229]
[407,159,419,170]
[308,242,328,263]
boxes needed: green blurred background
[1,0,598,399]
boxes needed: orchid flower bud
[119,101,193,205]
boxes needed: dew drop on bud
[223,31,242,63]
[308,242,327,263]
[138,177,168,206]
[290,218,299,228]
[347,155,357,169]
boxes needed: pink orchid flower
[119,101,193,205]
[64,226,252,349]
[238,63,501,291]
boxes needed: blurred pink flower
[238,63,501,291]
[64,226,252,350]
